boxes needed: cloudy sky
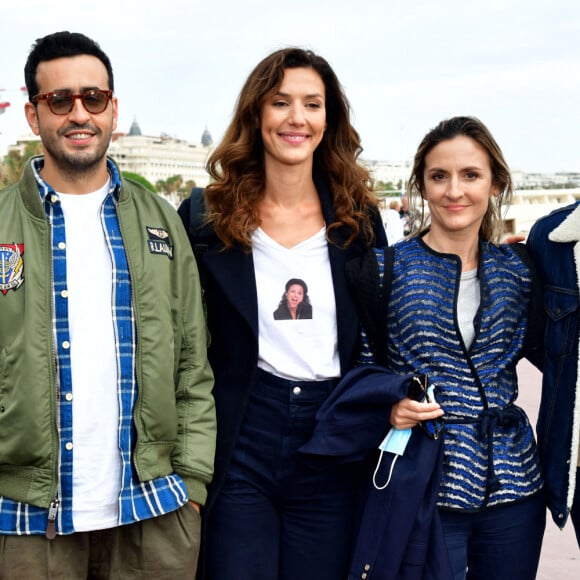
[1,0,579,173]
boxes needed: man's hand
[503,234,525,244]
[188,500,201,514]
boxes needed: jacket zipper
[47,212,60,542]
[45,496,60,539]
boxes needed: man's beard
[42,124,111,177]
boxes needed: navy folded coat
[300,365,453,580]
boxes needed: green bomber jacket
[0,157,215,508]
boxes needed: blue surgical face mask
[378,427,412,456]
[373,427,413,490]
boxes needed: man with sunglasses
[0,31,215,578]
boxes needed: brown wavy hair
[407,116,513,243]
[204,47,379,248]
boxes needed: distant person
[348,116,546,579]
[399,194,411,235]
[383,198,405,245]
[273,278,313,320]
[0,31,215,579]
[178,47,386,579]
[527,201,580,546]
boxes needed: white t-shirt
[253,226,340,380]
[58,183,121,531]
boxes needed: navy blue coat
[301,365,452,580]
[178,176,387,574]
[528,201,580,531]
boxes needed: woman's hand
[390,397,444,430]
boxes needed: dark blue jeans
[205,370,359,580]
[439,492,545,580]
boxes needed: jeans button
[293,386,302,395]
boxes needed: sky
[1,0,579,173]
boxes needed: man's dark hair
[24,31,114,98]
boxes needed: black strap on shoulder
[346,246,394,366]
[188,187,208,257]
[188,187,206,235]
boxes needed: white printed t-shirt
[253,226,340,381]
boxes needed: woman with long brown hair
[179,47,386,579]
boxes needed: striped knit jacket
[363,236,543,511]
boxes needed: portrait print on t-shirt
[273,278,313,320]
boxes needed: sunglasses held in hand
[410,375,445,439]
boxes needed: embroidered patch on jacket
[146,227,174,260]
[0,243,25,295]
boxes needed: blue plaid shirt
[0,158,188,535]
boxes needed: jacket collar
[548,203,580,304]
[19,156,126,219]
[549,203,580,243]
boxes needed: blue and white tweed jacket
[370,236,543,511]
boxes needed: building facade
[363,159,412,193]
[108,120,213,188]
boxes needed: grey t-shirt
[457,268,480,350]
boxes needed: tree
[177,179,198,203]
[375,180,396,192]
[155,175,183,194]
[122,171,156,193]
[184,179,197,192]
[1,141,44,187]
[166,175,183,194]
[154,174,195,204]
[155,179,167,193]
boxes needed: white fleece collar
[549,203,580,243]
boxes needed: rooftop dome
[201,127,213,147]
[128,118,142,136]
